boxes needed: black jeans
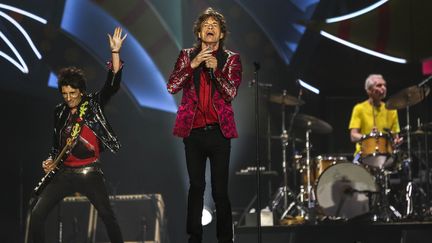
[29,166,123,243]
[183,127,233,243]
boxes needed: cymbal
[423,122,432,130]
[290,114,333,134]
[401,129,432,137]
[386,85,430,109]
[270,94,305,106]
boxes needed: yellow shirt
[348,100,400,155]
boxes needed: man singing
[167,7,242,243]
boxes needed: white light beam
[0,11,42,59]
[0,3,47,24]
[0,31,28,73]
[320,31,407,64]
[326,0,389,23]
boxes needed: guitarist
[28,27,127,243]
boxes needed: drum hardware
[287,112,333,220]
[386,81,431,218]
[335,187,379,219]
[299,155,348,208]
[405,181,414,216]
[414,118,432,213]
[395,119,432,219]
[314,161,404,221]
[370,168,403,221]
[288,114,332,206]
[271,135,304,143]
[316,167,401,221]
[422,121,432,130]
[270,89,329,223]
[385,84,430,110]
[288,113,333,135]
[270,89,308,223]
[269,93,305,106]
[304,125,316,221]
[276,110,333,223]
[401,127,432,138]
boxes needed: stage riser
[235,228,432,243]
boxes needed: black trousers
[29,167,123,243]
[183,127,233,243]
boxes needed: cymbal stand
[279,90,307,221]
[304,124,317,222]
[280,90,291,210]
[418,77,432,207]
[402,105,414,217]
[369,168,402,221]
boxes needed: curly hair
[193,7,228,48]
[57,66,87,93]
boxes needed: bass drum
[316,163,378,219]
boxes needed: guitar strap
[61,99,90,160]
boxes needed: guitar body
[33,166,62,196]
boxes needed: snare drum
[316,163,378,219]
[359,132,393,168]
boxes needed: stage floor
[235,221,432,243]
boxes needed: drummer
[348,74,402,163]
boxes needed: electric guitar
[32,100,88,197]
[32,138,73,196]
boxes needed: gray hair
[364,74,383,91]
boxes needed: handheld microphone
[205,46,216,80]
[208,68,216,80]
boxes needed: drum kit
[268,82,431,225]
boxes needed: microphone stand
[252,62,262,243]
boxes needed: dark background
[1,0,431,242]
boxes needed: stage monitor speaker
[45,194,166,243]
[45,195,94,243]
[94,194,166,243]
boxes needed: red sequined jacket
[167,48,242,138]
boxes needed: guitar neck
[52,141,72,168]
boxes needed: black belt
[192,123,219,132]
[62,161,103,175]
